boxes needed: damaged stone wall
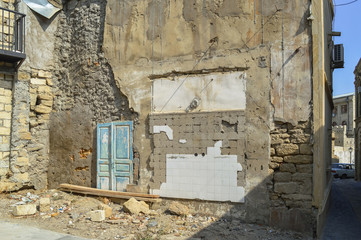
[269,121,315,232]
[102,0,313,230]
[47,0,137,189]
[0,0,319,233]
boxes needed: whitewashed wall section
[152,72,246,113]
[152,141,245,202]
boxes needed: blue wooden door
[97,121,133,191]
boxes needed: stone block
[282,194,312,201]
[11,204,37,216]
[0,96,11,104]
[34,105,52,114]
[272,156,283,163]
[0,127,10,135]
[274,182,299,194]
[300,144,313,155]
[123,197,150,215]
[269,162,279,169]
[4,104,11,111]
[270,148,275,156]
[20,132,32,140]
[274,172,292,182]
[16,157,29,167]
[0,111,11,120]
[37,93,53,101]
[37,85,51,94]
[284,155,312,164]
[39,198,50,212]
[15,173,29,182]
[275,144,299,156]
[38,70,52,78]
[292,173,312,182]
[46,78,53,86]
[279,163,296,173]
[296,164,313,173]
[30,78,46,85]
[169,202,189,216]
[290,133,310,144]
[98,204,112,218]
[17,72,30,81]
[88,210,105,222]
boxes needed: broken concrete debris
[39,197,50,212]
[98,203,112,218]
[168,201,190,216]
[11,204,37,216]
[88,210,105,222]
[123,197,150,215]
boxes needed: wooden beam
[58,184,161,203]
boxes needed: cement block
[12,204,37,216]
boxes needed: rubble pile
[0,189,310,240]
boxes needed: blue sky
[332,0,361,96]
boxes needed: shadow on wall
[184,174,316,239]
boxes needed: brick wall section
[269,121,315,232]
[149,111,246,190]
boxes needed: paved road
[321,178,361,240]
[0,220,89,240]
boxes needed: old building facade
[332,93,355,163]
[0,0,335,236]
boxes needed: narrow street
[322,178,361,239]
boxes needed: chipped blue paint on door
[97,121,133,191]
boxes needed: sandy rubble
[0,189,313,240]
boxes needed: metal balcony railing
[0,7,25,63]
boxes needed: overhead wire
[334,0,358,6]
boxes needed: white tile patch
[152,141,245,202]
[153,125,173,140]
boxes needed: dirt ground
[0,189,313,240]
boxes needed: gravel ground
[0,189,313,240]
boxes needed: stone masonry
[0,70,13,180]
[269,121,315,232]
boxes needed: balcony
[0,7,25,65]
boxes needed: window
[341,104,347,114]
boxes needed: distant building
[332,93,355,137]
[332,93,355,164]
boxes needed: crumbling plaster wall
[0,0,137,191]
[103,0,313,228]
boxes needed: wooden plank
[58,184,161,203]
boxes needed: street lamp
[349,147,353,164]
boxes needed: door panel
[97,121,133,191]
[112,123,133,191]
[97,124,111,190]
